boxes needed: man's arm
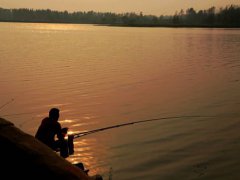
[56,123,65,141]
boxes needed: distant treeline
[0,5,240,27]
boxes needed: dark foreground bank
[0,117,102,180]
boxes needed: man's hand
[61,127,68,134]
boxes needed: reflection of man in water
[35,108,69,157]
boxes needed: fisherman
[35,108,72,158]
[35,108,97,177]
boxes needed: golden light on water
[67,130,75,135]
[61,119,74,123]
[44,103,72,107]
[83,116,96,120]
[25,23,94,34]
[71,123,88,127]
[67,139,96,169]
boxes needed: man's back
[35,117,62,150]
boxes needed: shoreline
[1,20,240,28]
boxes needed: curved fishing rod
[73,115,214,139]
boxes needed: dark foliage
[0,5,240,27]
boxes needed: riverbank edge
[1,20,240,28]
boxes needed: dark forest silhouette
[0,5,240,27]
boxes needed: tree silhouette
[0,5,240,27]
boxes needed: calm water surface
[1,22,240,179]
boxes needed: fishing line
[0,98,14,112]
[1,112,36,117]
[73,115,214,139]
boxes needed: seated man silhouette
[35,108,72,158]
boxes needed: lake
[0,22,240,179]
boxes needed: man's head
[49,108,60,121]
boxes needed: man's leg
[56,140,69,158]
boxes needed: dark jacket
[35,117,64,150]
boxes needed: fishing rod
[0,98,14,112]
[73,115,214,139]
[1,112,36,117]
[60,115,215,158]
